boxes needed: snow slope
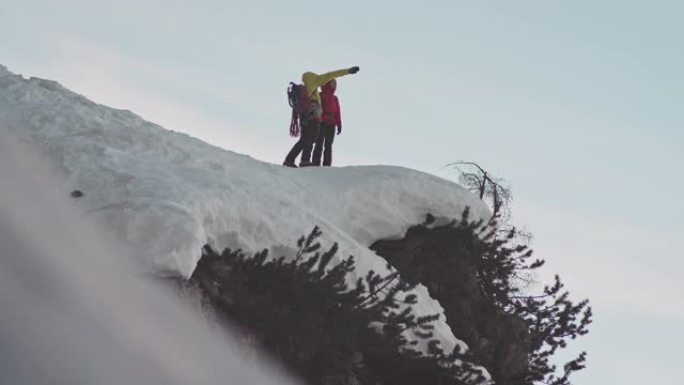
[0,64,491,376]
[0,132,298,385]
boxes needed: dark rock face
[371,223,530,385]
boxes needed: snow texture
[0,65,491,379]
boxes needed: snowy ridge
[0,66,491,380]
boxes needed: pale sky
[2,1,682,383]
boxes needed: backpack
[287,82,313,137]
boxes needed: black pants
[312,123,335,166]
[285,120,320,165]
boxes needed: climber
[312,79,342,167]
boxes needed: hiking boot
[299,161,314,167]
[283,160,298,168]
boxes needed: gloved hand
[337,126,342,135]
[349,66,360,74]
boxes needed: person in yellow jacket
[284,66,359,167]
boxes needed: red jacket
[320,81,341,129]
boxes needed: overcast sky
[2,1,682,383]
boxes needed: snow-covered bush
[190,227,488,385]
[372,210,592,385]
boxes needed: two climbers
[283,66,359,168]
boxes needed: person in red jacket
[312,79,342,167]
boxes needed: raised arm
[313,68,353,89]
[303,67,359,95]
